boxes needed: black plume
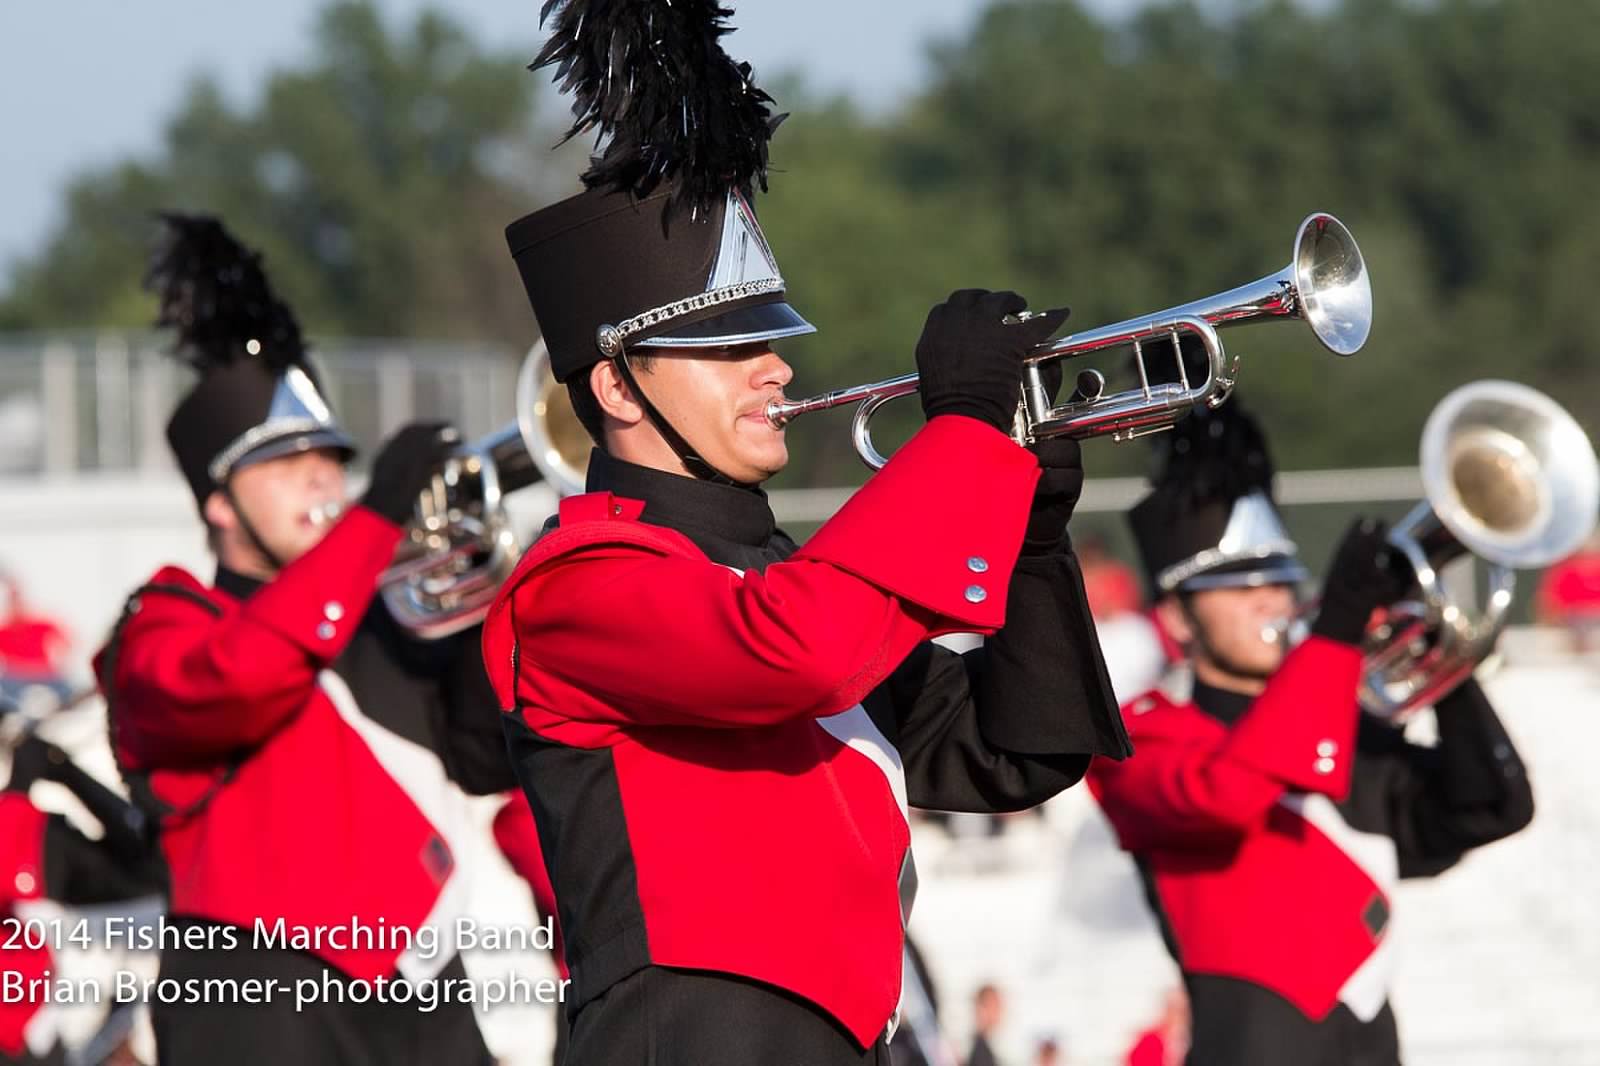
[1149,397,1276,508]
[533,0,780,223]
[145,212,307,372]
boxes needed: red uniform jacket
[0,793,50,1058]
[96,506,495,982]
[483,416,1051,1047]
[1090,639,1534,1065]
[1089,639,1383,1021]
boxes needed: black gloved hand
[360,422,459,525]
[4,734,64,794]
[1021,353,1084,554]
[1311,517,1413,646]
[1022,437,1085,556]
[915,289,1070,433]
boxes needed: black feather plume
[1149,397,1276,508]
[533,0,780,223]
[145,212,307,372]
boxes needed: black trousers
[1186,975,1401,1066]
[148,923,492,1066]
[565,967,893,1066]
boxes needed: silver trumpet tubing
[767,212,1372,468]
[379,341,590,639]
[1360,380,1599,719]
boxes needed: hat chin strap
[223,483,288,574]
[614,352,749,488]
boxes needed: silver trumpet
[767,213,1372,468]
[378,341,590,639]
[1358,380,1599,719]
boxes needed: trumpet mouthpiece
[307,500,345,528]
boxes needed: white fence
[0,333,518,477]
[0,464,1442,669]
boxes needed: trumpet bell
[379,339,591,639]
[517,339,590,499]
[1420,379,1599,569]
[1293,213,1371,357]
[1361,380,1600,719]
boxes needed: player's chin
[1253,646,1288,677]
[728,440,788,483]
[284,526,332,565]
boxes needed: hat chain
[596,277,786,356]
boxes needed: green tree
[764,0,1600,481]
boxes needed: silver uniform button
[964,585,987,604]
[1316,739,1338,758]
[967,556,989,574]
[14,871,35,895]
[316,622,337,640]
[323,601,345,622]
[1314,756,1337,775]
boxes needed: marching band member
[1088,401,1535,1066]
[93,214,514,1065]
[481,4,1130,1063]
[1,732,163,1066]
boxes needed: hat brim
[233,427,358,473]
[1175,555,1310,592]
[633,301,815,349]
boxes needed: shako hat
[1128,397,1309,595]
[506,0,813,385]
[149,213,355,508]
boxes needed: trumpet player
[481,3,1129,1063]
[93,214,512,1065]
[1087,400,1534,1066]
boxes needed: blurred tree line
[4,0,1599,489]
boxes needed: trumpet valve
[1070,369,1107,404]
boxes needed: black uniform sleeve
[438,624,519,795]
[41,758,165,905]
[1386,677,1535,878]
[866,546,1131,813]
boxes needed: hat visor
[632,301,816,349]
[1176,555,1310,592]
[232,427,359,473]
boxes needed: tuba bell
[379,340,589,639]
[1360,380,1599,718]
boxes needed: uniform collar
[585,449,790,571]
[1191,679,1255,726]
[214,566,265,601]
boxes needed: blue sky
[0,0,1155,282]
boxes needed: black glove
[1021,355,1084,554]
[1022,437,1085,556]
[4,734,65,794]
[915,289,1070,433]
[1311,517,1412,646]
[360,422,459,525]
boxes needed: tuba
[1360,380,1599,718]
[768,213,1371,467]
[379,341,589,639]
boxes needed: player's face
[642,343,794,484]
[223,448,349,567]
[1173,583,1298,682]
